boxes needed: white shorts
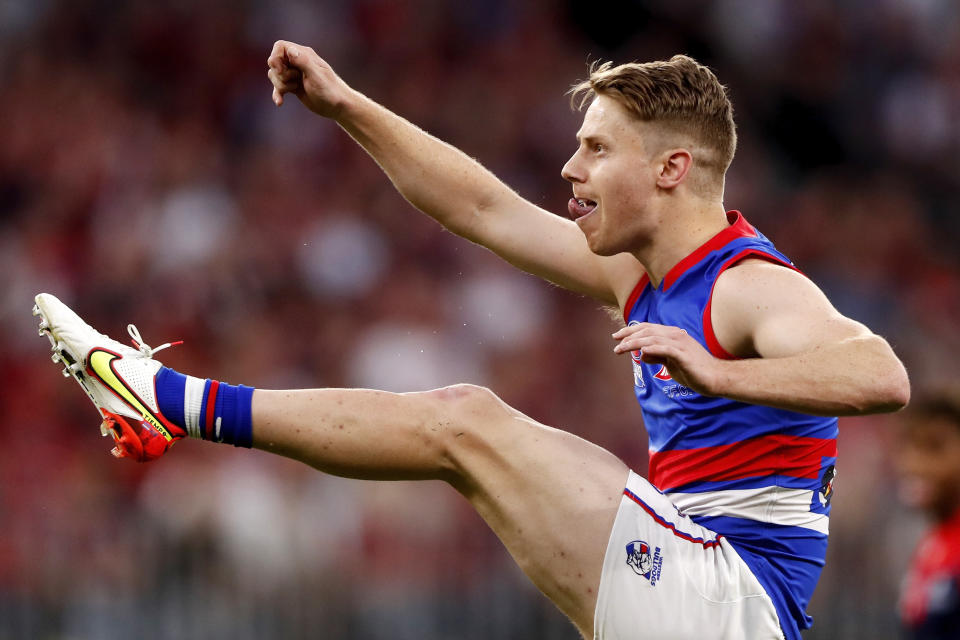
[594,471,784,640]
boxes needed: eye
[593,143,605,153]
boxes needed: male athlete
[34,40,910,639]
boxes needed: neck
[631,200,730,287]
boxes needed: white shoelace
[127,324,182,358]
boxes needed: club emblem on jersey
[626,540,663,585]
[627,322,647,389]
[819,465,837,507]
[632,358,646,389]
[653,365,672,381]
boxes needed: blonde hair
[570,56,737,181]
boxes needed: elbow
[892,365,912,409]
[864,360,911,414]
[851,335,911,414]
[872,383,910,414]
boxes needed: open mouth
[567,198,598,221]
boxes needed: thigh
[444,394,630,638]
[594,472,784,640]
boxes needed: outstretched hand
[266,40,354,119]
[612,322,722,395]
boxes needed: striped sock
[155,367,254,448]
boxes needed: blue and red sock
[155,367,254,448]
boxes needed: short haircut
[569,56,737,181]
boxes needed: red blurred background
[1,1,958,638]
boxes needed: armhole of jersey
[622,273,651,324]
[702,249,801,359]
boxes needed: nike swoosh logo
[87,348,173,441]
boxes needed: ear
[656,149,693,189]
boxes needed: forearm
[267,41,626,303]
[334,90,517,239]
[708,335,910,416]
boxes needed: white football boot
[34,292,186,461]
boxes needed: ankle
[155,367,254,448]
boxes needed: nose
[561,150,584,184]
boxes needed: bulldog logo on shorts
[626,540,652,577]
[626,540,663,586]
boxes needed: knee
[421,384,517,466]
[424,383,518,426]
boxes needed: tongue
[567,198,597,220]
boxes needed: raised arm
[612,260,910,416]
[266,40,642,306]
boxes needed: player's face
[897,418,960,519]
[561,95,660,256]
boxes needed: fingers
[267,65,302,106]
[267,40,302,72]
[267,40,307,106]
[611,322,718,394]
[624,341,676,365]
[612,323,687,354]
[267,66,301,88]
[612,322,686,339]
[265,40,348,118]
[614,337,675,361]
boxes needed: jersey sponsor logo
[653,365,672,381]
[87,348,172,441]
[819,464,837,507]
[650,364,697,399]
[661,384,694,399]
[625,540,664,586]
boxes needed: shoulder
[711,258,866,358]
[713,257,809,298]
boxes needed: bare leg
[253,384,629,638]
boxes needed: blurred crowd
[1,0,958,638]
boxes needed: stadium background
[1,0,958,638]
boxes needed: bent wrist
[331,87,367,125]
[699,358,733,398]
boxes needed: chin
[588,236,627,257]
[586,239,612,256]
[591,246,619,257]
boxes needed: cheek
[604,179,650,219]
[608,162,651,199]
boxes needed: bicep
[712,261,872,359]
[467,194,644,307]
